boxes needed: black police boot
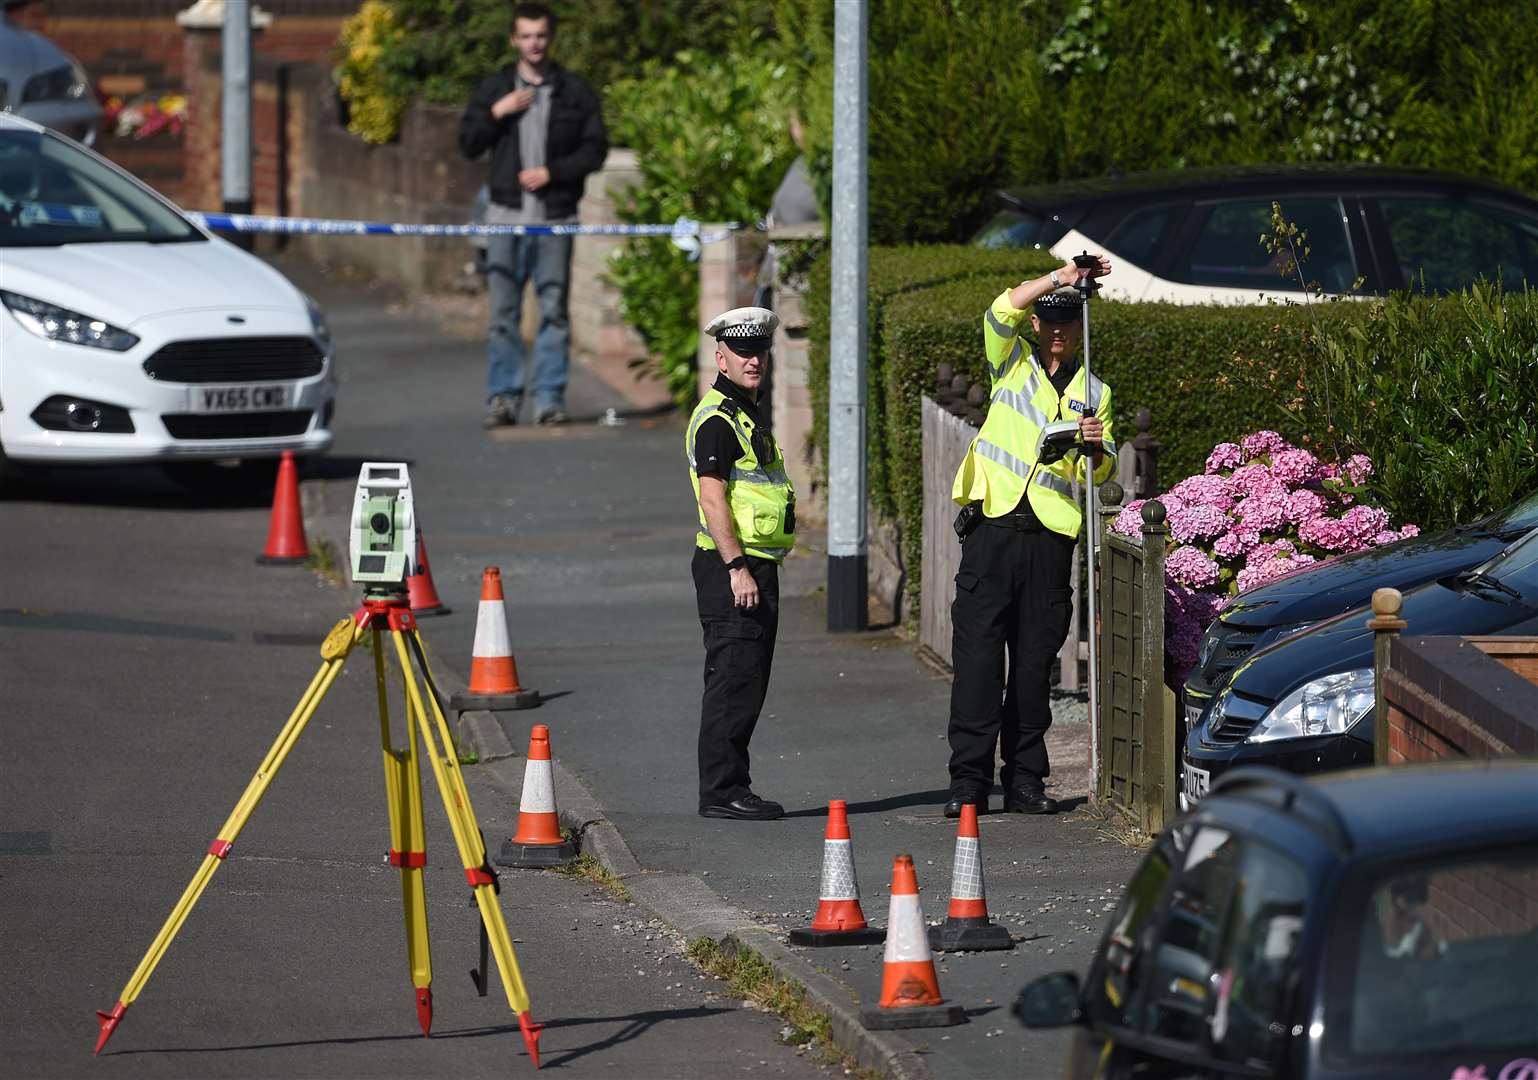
[944,789,989,818]
[1004,785,1057,815]
[699,792,785,821]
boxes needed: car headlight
[1245,668,1375,744]
[1,291,139,351]
[22,61,91,104]
[304,294,332,352]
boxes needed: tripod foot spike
[415,987,433,1036]
[94,1001,127,1055]
[518,1011,543,1068]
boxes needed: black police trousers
[693,548,779,808]
[948,521,1076,795]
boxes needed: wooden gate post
[1368,588,1407,766]
[1138,500,1173,832]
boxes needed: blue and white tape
[185,211,736,252]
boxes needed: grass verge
[1073,799,1154,850]
[550,851,633,905]
[304,539,345,588]
[686,937,884,1079]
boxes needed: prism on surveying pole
[222,0,253,247]
[827,0,868,632]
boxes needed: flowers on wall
[1110,431,1418,681]
[102,94,187,140]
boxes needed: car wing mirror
[1014,971,1084,1027]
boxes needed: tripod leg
[374,627,434,1035]
[391,629,543,1068]
[95,617,364,1055]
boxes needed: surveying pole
[827,0,869,632]
[1075,258,1102,775]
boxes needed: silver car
[0,9,99,146]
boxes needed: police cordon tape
[185,210,738,250]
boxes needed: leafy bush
[604,53,796,407]
[336,1,407,145]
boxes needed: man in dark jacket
[458,3,607,427]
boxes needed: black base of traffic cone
[495,838,577,868]
[788,926,886,947]
[928,917,1013,952]
[859,1003,966,1030]
[450,689,542,712]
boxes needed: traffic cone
[496,724,577,867]
[255,450,308,564]
[406,529,451,617]
[928,803,1012,952]
[788,800,885,947]
[859,855,965,1030]
[448,567,539,712]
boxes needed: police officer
[946,257,1116,818]
[687,307,796,820]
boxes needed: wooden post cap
[1141,499,1167,527]
[1367,587,1407,631]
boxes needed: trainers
[483,395,518,429]
[535,406,569,426]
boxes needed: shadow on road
[782,789,952,819]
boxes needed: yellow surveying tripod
[92,594,543,1066]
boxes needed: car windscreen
[1477,490,1538,536]
[1478,527,1538,586]
[1334,846,1538,1060]
[972,208,1055,249]
[0,129,201,247]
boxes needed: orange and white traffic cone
[859,855,965,1029]
[448,567,539,712]
[256,450,309,564]
[406,528,450,617]
[928,803,1012,951]
[789,800,884,947]
[496,724,577,867]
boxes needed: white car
[0,113,334,485]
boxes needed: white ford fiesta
[0,113,335,485]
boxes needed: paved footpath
[285,256,1145,1080]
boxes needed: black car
[973,164,1538,303]
[1017,762,1538,1079]
[1181,528,1538,806]
[1182,491,1538,766]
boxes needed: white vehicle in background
[0,7,100,146]
[0,112,335,488]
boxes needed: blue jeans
[485,233,572,411]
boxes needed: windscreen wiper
[1453,570,1521,600]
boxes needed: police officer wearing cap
[945,256,1115,818]
[687,307,796,820]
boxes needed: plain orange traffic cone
[406,529,450,617]
[789,800,884,947]
[448,567,539,712]
[256,451,309,564]
[929,803,1012,951]
[859,855,964,1030]
[496,724,577,867]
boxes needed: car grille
[143,337,324,384]
[1205,692,1271,745]
[1195,623,1263,687]
[162,410,313,439]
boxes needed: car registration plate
[1183,763,1210,807]
[1184,698,1205,736]
[191,384,292,413]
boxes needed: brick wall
[1382,636,1538,765]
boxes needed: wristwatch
[725,555,748,571]
[1049,269,1063,288]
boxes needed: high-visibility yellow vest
[951,289,1118,537]
[686,386,796,562]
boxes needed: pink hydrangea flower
[1212,527,1261,561]
[1269,448,1321,487]
[1227,462,1273,496]
[1168,503,1231,543]
[1156,493,1187,518]
[1246,539,1298,567]
[1205,442,1244,474]
[1165,545,1221,590]
[1169,472,1236,511]
[1110,499,1147,538]
[1235,488,1291,533]
[1344,453,1374,485]
[1286,488,1326,524]
[1399,523,1420,539]
[1235,554,1317,594]
[1298,513,1359,552]
[1240,430,1291,459]
[1373,530,1403,545]
[1341,504,1390,543]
